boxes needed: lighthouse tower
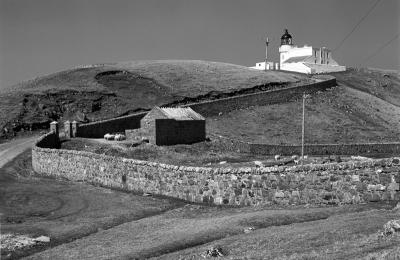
[279,29,293,64]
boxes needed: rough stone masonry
[33,132,400,206]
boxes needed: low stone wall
[125,128,151,142]
[188,77,336,117]
[209,134,400,156]
[76,76,336,138]
[250,142,400,156]
[77,112,146,138]
[35,131,60,149]
[32,133,400,206]
[209,134,251,153]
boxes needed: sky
[0,0,399,88]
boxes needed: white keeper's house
[251,29,346,74]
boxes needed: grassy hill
[1,61,399,145]
[2,66,400,259]
[0,60,308,139]
[208,68,400,144]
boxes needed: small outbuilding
[126,106,206,145]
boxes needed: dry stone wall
[188,77,336,117]
[77,112,145,138]
[34,131,60,149]
[210,134,400,156]
[33,133,400,206]
[250,143,400,156]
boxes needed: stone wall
[77,112,146,138]
[209,134,251,153]
[187,77,336,116]
[35,131,60,149]
[76,77,336,138]
[249,142,400,156]
[210,134,400,156]
[32,133,400,206]
[125,128,151,142]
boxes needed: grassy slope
[332,68,400,107]
[0,60,306,138]
[156,209,400,260]
[61,138,271,167]
[0,149,183,259]
[1,62,399,146]
[25,204,397,260]
[115,60,307,96]
[208,68,400,144]
[2,60,305,95]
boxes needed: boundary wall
[76,76,336,138]
[250,143,400,156]
[33,132,400,206]
[209,134,400,156]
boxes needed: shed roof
[156,106,205,120]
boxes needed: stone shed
[126,106,206,145]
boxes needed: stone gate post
[71,121,79,138]
[50,121,60,145]
[64,120,72,139]
[50,121,59,136]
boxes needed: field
[0,149,183,259]
[208,68,400,144]
[1,148,399,259]
[1,63,400,259]
[0,60,308,139]
[1,61,399,148]
[156,208,400,260]
[61,138,273,167]
[24,205,399,260]
[61,137,367,168]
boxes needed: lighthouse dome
[281,29,293,46]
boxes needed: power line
[334,0,382,52]
[361,32,400,65]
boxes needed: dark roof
[281,29,292,40]
[156,107,205,120]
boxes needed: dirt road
[0,136,38,168]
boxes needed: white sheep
[114,134,126,141]
[104,133,115,140]
[274,155,281,161]
[253,161,264,167]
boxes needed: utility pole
[301,92,308,166]
[265,37,269,72]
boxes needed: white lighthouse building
[251,29,346,74]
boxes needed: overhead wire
[333,0,382,52]
[361,32,400,65]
